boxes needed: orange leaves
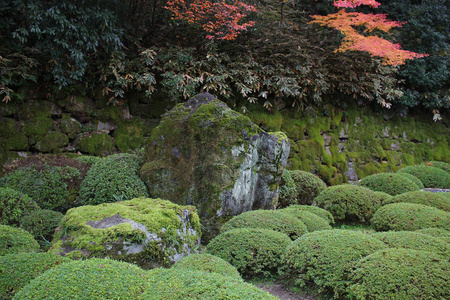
[310,1,427,66]
[165,0,257,40]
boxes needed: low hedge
[416,228,450,244]
[206,228,291,278]
[220,210,307,240]
[426,161,450,173]
[348,248,450,300]
[0,253,72,299]
[384,190,450,212]
[281,230,386,298]
[313,184,386,223]
[358,172,420,196]
[396,172,425,189]
[277,170,299,208]
[13,258,148,299]
[141,268,278,299]
[279,204,335,225]
[278,208,331,232]
[397,165,450,188]
[0,188,40,227]
[20,209,63,249]
[289,170,327,205]
[171,253,242,282]
[371,203,450,232]
[0,225,39,256]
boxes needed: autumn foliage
[310,0,428,66]
[165,0,257,40]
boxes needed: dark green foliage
[0,252,72,299]
[77,153,148,205]
[358,172,421,196]
[277,169,299,208]
[426,161,450,173]
[348,248,450,300]
[396,172,425,189]
[279,204,335,225]
[0,225,39,256]
[0,187,39,227]
[385,190,450,212]
[289,170,327,205]
[74,155,104,166]
[278,209,332,232]
[20,209,63,249]
[397,165,450,188]
[206,228,291,278]
[371,203,450,232]
[371,231,450,256]
[142,268,278,299]
[172,253,242,282]
[416,228,450,244]
[281,230,387,298]
[313,184,386,223]
[220,210,308,240]
[13,258,148,299]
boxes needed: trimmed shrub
[77,153,148,205]
[348,248,450,300]
[0,253,72,299]
[371,203,450,231]
[0,188,40,227]
[172,253,242,282]
[20,209,63,248]
[0,225,39,256]
[313,184,385,223]
[206,228,291,278]
[278,208,332,232]
[289,170,327,205]
[220,210,308,240]
[398,165,450,188]
[397,172,425,189]
[385,190,450,212]
[13,258,148,299]
[141,268,278,299]
[280,204,335,225]
[358,172,420,196]
[416,228,450,244]
[371,231,450,256]
[426,161,450,174]
[74,155,103,166]
[281,230,387,298]
[277,169,299,208]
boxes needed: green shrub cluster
[385,190,450,212]
[289,170,327,205]
[13,258,148,299]
[20,209,63,249]
[74,155,104,166]
[426,161,450,173]
[397,172,425,189]
[371,203,450,231]
[142,268,278,299]
[278,208,331,232]
[281,230,387,298]
[348,248,450,300]
[313,184,387,223]
[171,253,242,282]
[0,253,72,299]
[277,170,299,208]
[416,228,450,244]
[279,204,335,225]
[77,153,148,205]
[397,165,450,188]
[206,228,291,278]
[221,210,307,240]
[358,172,421,196]
[371,231,450,256]
[0,225,39,256]
[0,188,39,227]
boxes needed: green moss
[5,133,29,151]
[34,131,69,153]
[76,132,115,156]
[114,118,145,152]
[247,105,283,131]
[22,118,53,137]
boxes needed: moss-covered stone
[114,117,145,152]
[34,131,69,153]
[76,132,115,156]
[63,96,95,122]
[5,133,29,151]
[59,114,82,139]
[22,118,53,137]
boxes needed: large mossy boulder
[140,93,290,241]
[49,198,201,269]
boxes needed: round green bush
[416,228,450,244]
[371,231,450,256]
[280,204,335,225]
[398,165,450,188]
[313,184,385,223]
[220,210,308,240]
[0,253,72,299]
[278,208,332,232]
[13,258,148,299]
[348,248,450,300]
[74,155,103,166]
[141,268,278,299]
[385,190,450,212]
[172,253,242,282]
[397,172,425,189]
[77,153,148,205]
[0,225,39,256]
[0,188,40,227]
[277,169,299,208]
[206,228,292,278]
[289,170,327,205]
[371,203,450,232]
[426,161,450,173]
[20,209,63,248]
[281,230,387,298]
[358,172,420,196]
